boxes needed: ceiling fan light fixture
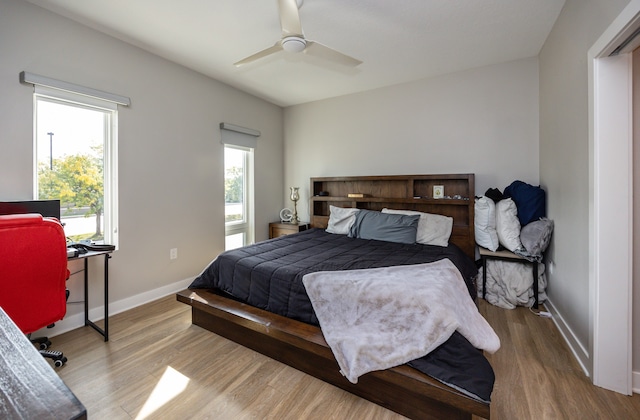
[282,36,306,53]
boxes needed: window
[224,145,254,249]
[34,87,118,246]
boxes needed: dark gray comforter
[189,228,495,402]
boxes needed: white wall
[284,57,540,220]
[0,0,284,327]
[539,0,631,373]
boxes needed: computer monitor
[0,200,61,220]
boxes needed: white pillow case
[474,196,500,251]
[495,198,523,252]
[381,208,452,247]
[326,205,360,235]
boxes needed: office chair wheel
[31,336,51,350]
[40,349,66,367]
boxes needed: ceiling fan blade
[234,42,283,67]
[304,41,362,67]
[278,0,303,36]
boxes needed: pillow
[520,218,554,256]
[495,198,524,253]
[348,209,419,244]
[326,205,360,235]
[484,188,504,203]
[381,208,452,247]
[504,180,546,226]
[474,196,500,251]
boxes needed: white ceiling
[25,0,566,107]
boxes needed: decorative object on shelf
[433,185,444,199]
[289,187,300,224]
[279,208,293,223]
[317,191,329,196]
[347,193,367,198]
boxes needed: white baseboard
[544,298,591,378]
[545,299,640,395]
[33,276,195,339]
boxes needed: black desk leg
[83,258,89,328]
[84,253,110,342]
[104,254,110,341]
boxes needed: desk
[69,250,112,341]
[0,307,87,420]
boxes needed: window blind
[220,122,260,149]
[20,71,130,106]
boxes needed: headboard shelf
[310,174,475,258]
[311,196,471,205]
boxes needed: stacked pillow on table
[475,181,553,262]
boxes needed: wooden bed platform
[177,174,490,419]
[176,289,489,419]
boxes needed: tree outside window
[38,145,104,239]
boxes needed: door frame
[588,0,639,395]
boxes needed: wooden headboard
[309,174,475,259]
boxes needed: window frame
[33,86,119,247]
[224,144,254,249]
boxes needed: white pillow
[495,198,524,252]
[326,205,360,235]
[474,196,500,251]
[381,208,452,247]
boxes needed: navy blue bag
[504,181,546,226]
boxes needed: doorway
[589,1,639,395]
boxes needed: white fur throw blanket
[302,259,500,383]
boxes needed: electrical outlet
[170,248,178,260]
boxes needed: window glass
[34,94,117,246]
[225,233,245,250]
[224,145,253,249]
[224,146,246,224]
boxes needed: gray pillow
[382,208,453,247]
[326,205,360,235]
[520,218,554,256]
[348,209,419,244]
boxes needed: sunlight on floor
[135,366,190,419]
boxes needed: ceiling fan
[234,0,362,67]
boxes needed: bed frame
[177,174,490,419]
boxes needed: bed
[177,174,495,419]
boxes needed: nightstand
[269,222,310,239]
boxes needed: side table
[269,222,310,239]
[479,247,539,309]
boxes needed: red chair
[0,213,69,366]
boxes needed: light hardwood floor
[49,296,639,419]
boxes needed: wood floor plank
[44,295,640,419]
[479,301,640,419]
